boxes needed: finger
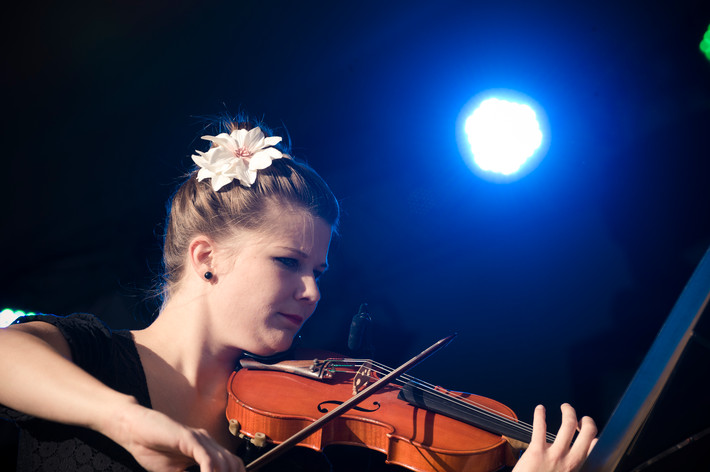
[567,415,598,465]
[529,404,548,449]
[188,433,217,472]
[230,454,246,472]
[576,415,598,445]
[209,448,243,472]
[191,430,236,472]
[196,431,244,472]
[177,428,228,472]
[588,437,599,455]
[552,403,578,449]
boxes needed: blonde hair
[161,120,339,300]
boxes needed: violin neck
[397,383,534,445]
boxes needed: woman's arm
[0,322,244,472]
[0,322,127,428]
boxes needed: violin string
[366,360,550,442]
[388,363,558,443]
[330,357,523,434]
[331,358,555,443]
[330,359,531,435]
[335,358,534,437]
[365,360,542,440]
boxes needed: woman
[0,118,596,471]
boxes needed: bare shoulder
[5,321,72,360]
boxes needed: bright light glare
[1,308,34,328]
[464,98,543,176]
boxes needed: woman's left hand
[512,403,598,472]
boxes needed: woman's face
[207,206,332,356]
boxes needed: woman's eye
[276,257,299,269]
[276,257,324,281]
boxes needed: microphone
[348,303,373,355]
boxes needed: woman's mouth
[279,313,304,326]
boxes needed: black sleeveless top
[1,313,151,471]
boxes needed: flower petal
[261,147,284,160]
[244,127,266,152]
[211,174,234,191]
[232,128,248,148]
[209,146,236,164]
[246,169,258,185]
[191,151,208,167]
[208,134,238,153]
[233,165,254,187]
[263,136,282,147]
[249,149,281,170]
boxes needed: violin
[225,341,553,472]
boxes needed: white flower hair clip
[191,126,286,191]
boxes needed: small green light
[701,24,710,62]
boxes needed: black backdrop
[3,1,710,469]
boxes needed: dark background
[2,0,710,469]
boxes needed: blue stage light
[457,91,548,183]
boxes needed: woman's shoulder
[12,312,152,407]
[12,312,112,337]
[14,313,112,363]
[7,315,74,359]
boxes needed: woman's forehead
[269,211,331,249]
[229,209,331,251]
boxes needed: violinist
[0,116,597,471]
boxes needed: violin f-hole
[317,400,381,413]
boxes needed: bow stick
[245,333,457,471]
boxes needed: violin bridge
[352,361,375,395]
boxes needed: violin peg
[251,432,267,448]
[228,419,241,437]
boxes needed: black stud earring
[204,271,213,280]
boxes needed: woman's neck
[131,298,242,449]
[132,292,243,395]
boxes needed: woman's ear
[188,235,217,282]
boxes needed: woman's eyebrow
[278,246,329,270]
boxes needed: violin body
[226,358,520,472]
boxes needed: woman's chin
[249,337,294,358]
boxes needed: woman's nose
[297,275,321,304]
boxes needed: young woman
[0,118,596,471]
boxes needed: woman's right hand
[103,401,245,472]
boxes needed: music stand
[581,245,710,471]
